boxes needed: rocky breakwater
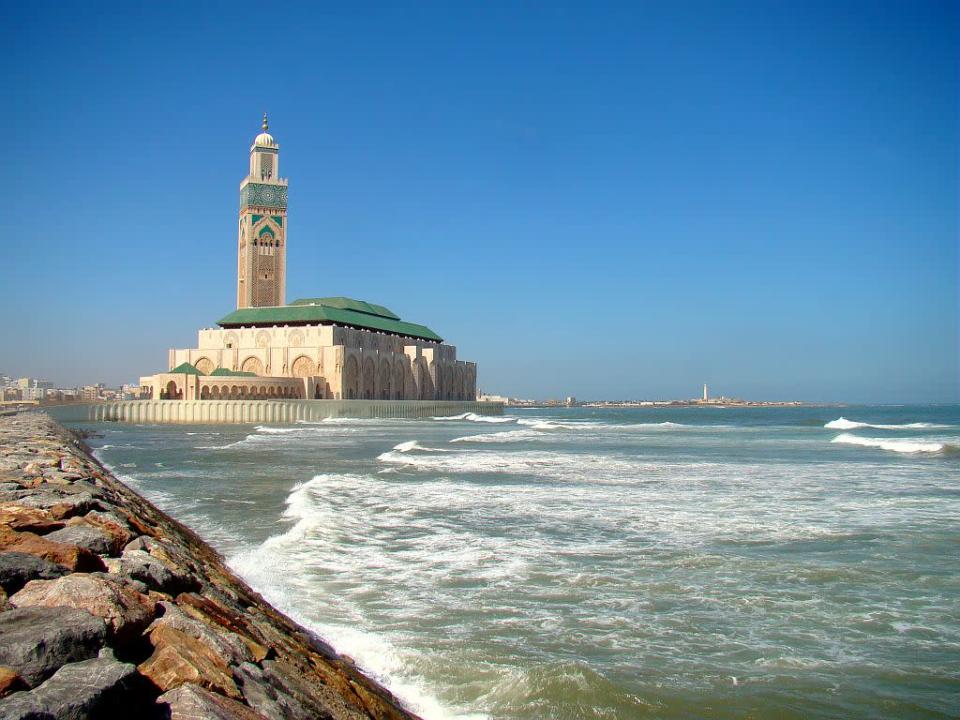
[0,412,422,720]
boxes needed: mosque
[140,116,478,403]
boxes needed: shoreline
[0,411,423,719]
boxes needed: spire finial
[262,112,269,131]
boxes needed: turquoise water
[76,405,960,719]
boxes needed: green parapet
[209,368,257,377]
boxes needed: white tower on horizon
[703,383,708,401]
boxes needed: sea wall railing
[44,399,503,425]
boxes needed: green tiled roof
[217,298,442,342]
[209,368,257,377]
[170,362,203,375]
[289,297,400,320]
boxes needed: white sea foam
[451,430,543,443]
[228,473,488,720]
[432,412,513,424]
[825,417,950,430]
[381,440,453,456]
[254,425,302,434]
[830,433,950,454]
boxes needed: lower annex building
[140,116,478,402]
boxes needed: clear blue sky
[3,1,957,402]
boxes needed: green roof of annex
[216,296,443,342]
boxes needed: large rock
[14,486,102,520]
[0,503,64,533]
[0,552,69,594]
[148,602,258,666]
[74,511,133,551]
[119,549,194,595]
[0,654,137,720]
[0,527,106,573]
[0,606,107,687]
[10,573,153,645]
[138,623,241,699]
[43,524,116,557]
[157,683,268,720]
[234,660,367,720]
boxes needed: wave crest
[825,417,950,430]
[830,433,953,454]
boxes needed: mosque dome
[254,113,276,147]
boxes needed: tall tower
[703,383,708,401]
[237,113,288,309]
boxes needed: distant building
[142,115,478,402]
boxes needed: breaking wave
[825,417,950,430]
[451,430,543,443]
[830,433,955,454]
[228,474,484,720]
[432,412,513,424]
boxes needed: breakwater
[45,399,503,425]
[0,412,422,719]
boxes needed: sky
[2,0,957,403]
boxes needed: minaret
[703,383,708,401]
[237,113,289,309]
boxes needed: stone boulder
[234,660,367,720]
[157,683,269,720]
[138,623,241,699]
[0,552,69,594]
[148,602,258,666]
[0,503,65,533]
[74,511,133,551]
[0,654,137,720]
[43,523,116,557]
[119,549,195,595]
[0,606,107,687]
[0,527,106,573]
[10,573,153,645]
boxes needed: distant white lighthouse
[703,383,708,401]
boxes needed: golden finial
[262,112,269,131]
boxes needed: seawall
[0,411,423,719]
[46,399,503,424]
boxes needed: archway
[361,357,375,400]
[292,355,314,379]
[378,358,391,400]
[241,356,264,376]
[343,355,359,399]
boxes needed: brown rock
[177,592,253,639]
[9,573,153,644]
[139,624,241,699]
[0,504,65,534]
[157,683,268,720]
[73,511,133,551]
[148,602,256,667]
[0,666,26,698]
[0,526,106,572]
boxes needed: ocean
[74,405,959,719]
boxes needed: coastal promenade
[45,399,503,425]
[0,412,422,719]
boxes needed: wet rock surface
[0,413,421,720]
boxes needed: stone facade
[166,323,476,401]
